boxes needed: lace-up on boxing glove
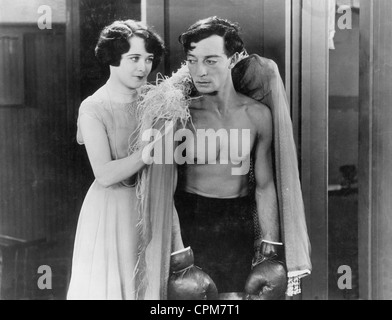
[168,247,219,300]
[245,241,287,300]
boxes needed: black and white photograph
[0,0,391,303]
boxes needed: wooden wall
[0,24,82,241]
[300,0,330,300]
[359,0,392,300]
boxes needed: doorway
[328,0,360,300]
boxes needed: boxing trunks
[174,191,254,293]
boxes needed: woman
[67,20,182,300]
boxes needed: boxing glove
[244,241,287,300]
[168,247,219,300]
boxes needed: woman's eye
[130,57,139,62]
[146,57,154,64]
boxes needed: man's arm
[244,104,287,301]
[252,105,280,244]
[172,159,185,252]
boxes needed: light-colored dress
[67,85,139,300]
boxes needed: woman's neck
[105,77,139,102]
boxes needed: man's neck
[201,80,238,115]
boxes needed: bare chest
[181,111,256,164]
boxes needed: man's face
[186,35,232,94]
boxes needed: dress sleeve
[76,99,106,145]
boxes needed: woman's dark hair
[95,20,165,71]
[178,16,245,57]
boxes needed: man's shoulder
[239,94,272,126]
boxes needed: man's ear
[229,52,240,69]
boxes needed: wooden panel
[358,0,373,300]
[0,35,24,106]
[66,0,80,128]
[301,0,330,300]
[284,0,292,102]
[291,0,302,156]
[263,0,288,83]
[359,0,392,300]
[371,0,392,300]
[0,27,68,242]
[147,0,287,77]
[146,0,166,80]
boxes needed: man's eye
[187,59,197,65]
[206,60,217,65]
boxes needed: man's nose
[196,62,207,77]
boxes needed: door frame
[65,0,80,130]
[291,0,330,300]
[358,0,372,300]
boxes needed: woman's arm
[80,114,146,188]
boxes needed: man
[173,17,286,297]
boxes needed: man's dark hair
[178,16,245,57]
[95,20,165,71]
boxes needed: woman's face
[111,36,154,91]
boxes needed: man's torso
[179,93,262,198]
